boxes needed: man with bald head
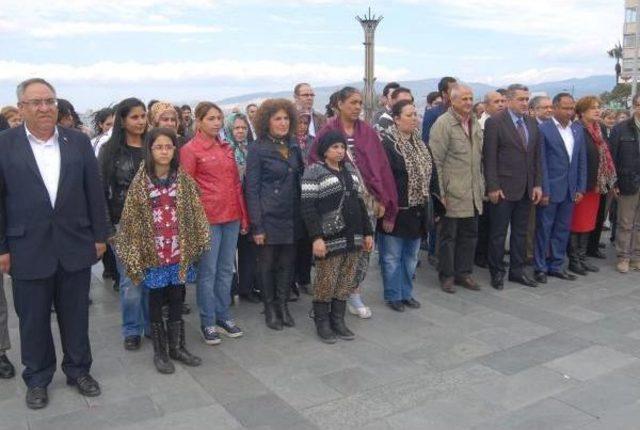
[430,84,485,293]
[478,91,507,130]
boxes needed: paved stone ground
[2,239,640,430]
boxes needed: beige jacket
[429,108,485,218]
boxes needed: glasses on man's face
[151,144,175,152]
[20,98,58,108]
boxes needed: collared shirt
[508,109,529,145]
[25,124,61,208]
[450,108,471,137]
[552,117,574,162]
[478,111,490,130]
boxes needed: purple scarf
[309,116,399,223]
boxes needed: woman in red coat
[568,96,617,275]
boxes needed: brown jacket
[483,110,542,201]
[112,165,210,285]
[430,108,485,218]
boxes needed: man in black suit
[0,78,109,409]
[483,84,543,289]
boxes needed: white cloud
[0,59,408,84]
[25,22,222,38]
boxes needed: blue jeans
[116,254,149,338]
[379,234,421,302]
[197,221,240,327]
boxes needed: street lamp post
[356,7,383,123]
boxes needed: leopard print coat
[112,164,210,285]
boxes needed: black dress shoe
[123,335,141,351]
[548,270,577,281]
[582,260,600,272]
[67,374,101,397]
[0,354,15,379]
[533,271,547,284]
[568,262,587,276]
[26,386,48,410]
[387,301,405,312]
[490,272,504,290]
[587,250,606,259]
[508,273,538,288]
[402,298,421,309]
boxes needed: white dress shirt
[25,125,61,208]
[552,117,574,162]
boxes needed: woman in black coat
[245,99,304,331]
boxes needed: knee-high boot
[579,233,600,272]
[568,233,586,275]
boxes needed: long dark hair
[144,128,180,180]
[99,97,146,181]
[92,107,115,135]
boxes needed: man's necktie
[516,118,527,148]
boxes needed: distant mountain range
[215,75,616,111]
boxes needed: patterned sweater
[301,162,373,257]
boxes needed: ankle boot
[313,302,336,344]
[150,322,175,374]
[167,320,202,366]
[264,302,283,330]
[579,233,600,272]
[568,233,586,275]
[279,302,295,327]
[329,299,355,340]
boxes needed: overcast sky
[0,0,623,110]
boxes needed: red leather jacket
[180,131,249,230]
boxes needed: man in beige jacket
[430,84,485,293]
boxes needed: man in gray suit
[483,84,543,290]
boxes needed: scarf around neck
[585,121,617,194]
[386,125,432,206]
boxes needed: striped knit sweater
[301,162,373,256]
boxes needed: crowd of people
[0,76,638,410]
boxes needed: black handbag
[423,195,435,231]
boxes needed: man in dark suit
[533,93,586,283]
[483,84,543,289]
[0,78,108,409]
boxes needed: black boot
[568,233,586,275]
[150,322,174,374]
[167,320,202,366]
[278,302,295,327]
[264,302,283,330]
[579,233,600,272]
[313,302,336,344]
[329,299,355,340]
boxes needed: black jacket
[0,126,109,280]
[245,136,304,245]
[583,126,601,192]
[98,141,144,224]
[610,118,640,195]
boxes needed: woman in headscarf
[309,86,398,319]
[149,101,187,148]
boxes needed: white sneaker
[347,302,372,319]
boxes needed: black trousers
[149,284,184,323]
[488,194,531,277]
[237,233,258,295]
[294,236,313,286]
[439,215,478,279]
[587,194,608,254]
[256,244,295,304]
[475,201,490,262]
[12,266,92,388]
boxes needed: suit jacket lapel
[570,123,581,162]
[54,130,70,209]
[503,113,525,151]
[547,121,570,162]
[16,128,48,192]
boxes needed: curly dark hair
[255,98,297,140]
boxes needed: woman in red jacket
[180,102,249,346]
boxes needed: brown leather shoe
[440,277,456,294]
[455,276,481,291]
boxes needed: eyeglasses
[151,144,175,152]
[20,98,58,108]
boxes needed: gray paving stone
[554,370,640,417]
[478,332,593,375]
[118,404,243,430]
[223,393,311,429]
[470,398,597,430]
[580,402,640,430]
[544,345,639,381]
[468,366,580,411]
[319,366,382,396]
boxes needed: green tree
[600,83,632,108]
[607,42,623,86]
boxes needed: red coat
[180,131,249,230]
